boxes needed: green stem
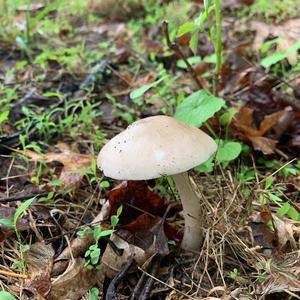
[25,0,31,45]
[205,122,218,140]
[214,0,222,93]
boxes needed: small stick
[162,21,203,90]
[0,269,29,279]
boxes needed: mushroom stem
[172,172,203,251]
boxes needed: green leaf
[47,179,63,187]
[0,291,17,300]
[0,110,9,124]
[265,176,274,190]
[130,77,165,99]
[0,218,13,228]
[195,157,214,173]
[13,197,35,236]
[261,40,300,68]
[287,206,300,221]
[204,53,217,64]
[88,288,99,300]
[216,140,242,163]
[176,56,201,69]
[93,226,114,241]
[177,22,199,37]
[189,30,199,55]
[100,180,110,188]
[116,205,123,217]
[175,90,225,127]
[268,193,282,202]
[276,202,291,218]
[219,108,237,126]
[91,159,97,174]
[260,38,280,53]
[111,215,119,228]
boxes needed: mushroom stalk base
[172,172,203,251]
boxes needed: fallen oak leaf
[234,107,286,137]
[15,144,93,189]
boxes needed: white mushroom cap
[97,115,217,180]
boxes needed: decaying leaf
[101,230,151,278]
[19,143,93,189]
[51,232,95,277]
[102,210,170,279]
[234,107,286,137]
[249,136,277,155]
[272,215,297,249]
[87,0,144,21]
[107,181,165,224]
[251,19,300,65]
[234,107,289,153]
[24,242,55,298]
[122,213,183,242]
[257,267,300,297]
[48,258,104,300]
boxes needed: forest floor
[0,0,300,299]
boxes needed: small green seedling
[84,205,123,269]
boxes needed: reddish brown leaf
[107,181,165,224]
[122,213,182,242]
[234,107,286,137]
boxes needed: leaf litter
[0,0,300,299]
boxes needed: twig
[0,269,29,279]
[162,21,203,90]
[105,258,136,300]
[137,266,196,300]
[0,192,48,203]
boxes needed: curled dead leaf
[272,215,297,249]
[23,242,55,298]
[101,231,152,278]
[48,258,104,300]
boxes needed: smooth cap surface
[97,115,217,180]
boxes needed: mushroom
[97,115,217,251]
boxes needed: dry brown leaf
[235,107,286,137]
[251,19,300,65]
[101,231,152,278]
[249,136,277,154]
[51,233,95,277]
[23,242,55,298]
[257,270,300,296]
[272,215,297,249]
[87,0,144,21]
[48,258,104,300]
[20,143,93,189]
